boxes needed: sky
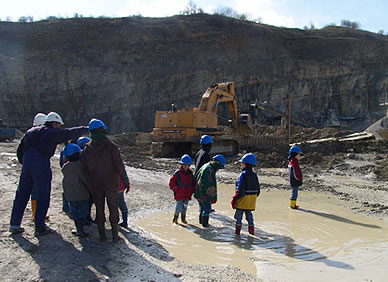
[0,0,386,33]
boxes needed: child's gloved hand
[125,183,130,193]
[231,198,235,209]
[231,190,238,209]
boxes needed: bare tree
[180,1,203,15]
[341,19,360,29]
[18,16,28,23]
[213,6,251,21]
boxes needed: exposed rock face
[0,14,387,133]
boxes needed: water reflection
[187,213,353,270]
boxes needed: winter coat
[233,167,260,210]
[169,167,196,201]
[62,160,90,201]
[288,157,303,187]
[17,125,88,163]
[194,160,223,205]
[194,147,211,174]
[80,136,124,192]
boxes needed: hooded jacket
[233,167,260,210]
[194,160,223,204]
[80,137,124,192]
[62,160,90,201]
[288,156,303,187]
[169,166,196,201]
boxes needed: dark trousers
[10,149,52,228]
[118,192,128,213]
[69,200,89,220]
[92,190,119,224]
[198,200,212,216]
[62,193,70,213]
[290,186,299,201]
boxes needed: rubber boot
[199,214,203,224]
[202,215,209,227]
[248,225,254,235]
[97,223,107,242]
[172,214,179,224]
[31,200,36,220]
[290,200,299,209]
[181,213,187,224]
[78,220,89,237]
[111,224,120,242]
[72,220,78,235]
[235,224,242,235]
[118,211,128,228]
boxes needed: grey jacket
[62,160,90,201]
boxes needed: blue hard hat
[63,143,82,157]
[179,154,192,165]
[239,153,257,166]
[88,118,107,132]
[200,135,213,144]
[77,136,91,148]
[289,145,303,154]
[212,154,226,168]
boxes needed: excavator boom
[151,82,252,156]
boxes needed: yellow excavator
[151,82,252,156]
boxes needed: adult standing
[10,112,88,235]
[80,118,124,242]
[29,113,47,220]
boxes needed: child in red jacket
[169,154,196,224]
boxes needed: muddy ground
[1,128,388,281]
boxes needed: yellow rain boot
[290,200,299,209]
[31,200,37,220]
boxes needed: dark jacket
[194,147,211,174]
[17,125,88,163]
[62,160,90,201]
[80,137,124,192]
[169,167,196,201]
[233,167,260,210]
[288,157,303,187]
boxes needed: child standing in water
[194,155,225,227]
[231,153,260,235]
[288,146,303,209]
[169,154,196,224]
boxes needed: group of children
[169,134,304,235]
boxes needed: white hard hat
[33,113,47,126]
[46,112,64,125]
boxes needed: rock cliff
[1,14,387,133]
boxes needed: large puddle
[137,185,388,281]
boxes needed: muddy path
[1,138,388,281]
